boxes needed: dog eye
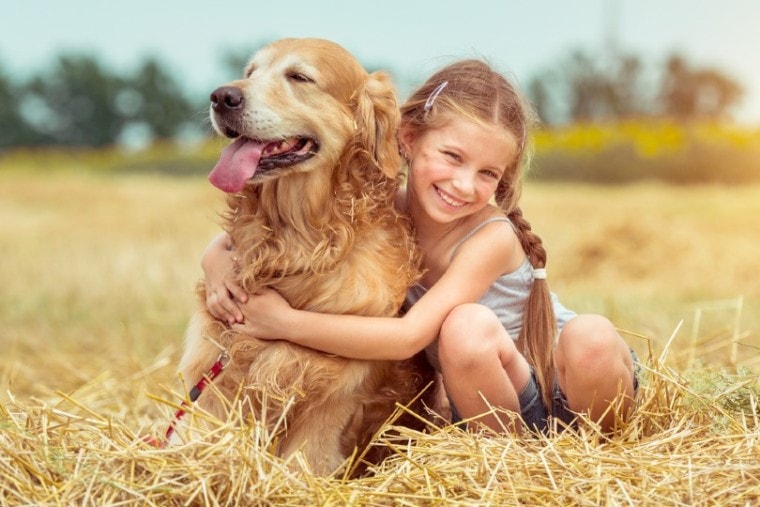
[288,72,314,83]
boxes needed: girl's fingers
[206,292,225,321]
[206,291,239,324]
[216,293,240,324]
[226,281,248,304]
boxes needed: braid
[508,206,557,415]
[507,207,545,269]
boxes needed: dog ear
[354,71,402,178]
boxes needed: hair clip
[424,81,448,111]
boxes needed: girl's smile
[404,116,517,223]
[434,184,468,208]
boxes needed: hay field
[1,169,758,505]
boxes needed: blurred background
[2,0,759,153]
[1,0,758,400]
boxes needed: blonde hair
[401,59,557,413]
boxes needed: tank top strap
[450,216,515,261]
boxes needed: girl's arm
[234,221,521,360]
[201,231,249,324]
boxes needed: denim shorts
[452,349,639,433]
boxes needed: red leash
[149,350,229,446]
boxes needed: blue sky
[2,0,759,123]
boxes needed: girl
[202,59,637,434]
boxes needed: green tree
[122,57,197,140]
[0,64,48,147]
[26,54,126,146]
[12,53,202,148]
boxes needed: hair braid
[508,206,557,414]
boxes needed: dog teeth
[264,138,297,156]
[263,141,279,155]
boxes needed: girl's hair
[401,59,558,413]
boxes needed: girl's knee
[558,314,628,369]
[439,304,508,368]
[557,315,635,413]
[562,314,615,338]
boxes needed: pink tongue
[208,138,265,192]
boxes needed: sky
[2,0,760,124]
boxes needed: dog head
[208,38,401,193]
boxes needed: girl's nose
[451,168,475,195]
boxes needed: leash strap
[161,350,229,444]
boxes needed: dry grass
[1,358,758,505]
[521,181,760,369]
[1,169,758,505]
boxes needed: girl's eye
[444,151,461,162]
[288,72,314,83]
[481,169,500,179]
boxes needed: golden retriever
[173,38,435,475]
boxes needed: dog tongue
[208,137,265,192]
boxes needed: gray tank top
[402,217,576,372]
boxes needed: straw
[1,343,758,506]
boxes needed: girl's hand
[201,232,248,324]
[231,288,294,340]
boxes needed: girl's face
[402,116,517,224]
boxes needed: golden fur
[176,38,435,475]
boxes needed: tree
[660,55,743,120]
[10,53,201,148]
[25,55,126,147]
[527,49,650,125]
[528,49,744,125]
[121,57,197,140]
[527,77,552,127]
[565,50,611,122]
[0,63,50,147]
[607,54,648,118]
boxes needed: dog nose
[210,86,244,111]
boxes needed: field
[1,166,759,505]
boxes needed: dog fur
[175,38,435,475]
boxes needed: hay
[1,350,758,506]
[2,174,758,505]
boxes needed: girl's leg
[555,314,635,431]
[438,303,532,433]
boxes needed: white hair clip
[424,81,448,111]
[532,268,547,280]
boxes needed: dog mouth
[208,135,319,193]
[259,136,319,170]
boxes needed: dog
[174,38,435,475]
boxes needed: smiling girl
[202,59,637,434]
